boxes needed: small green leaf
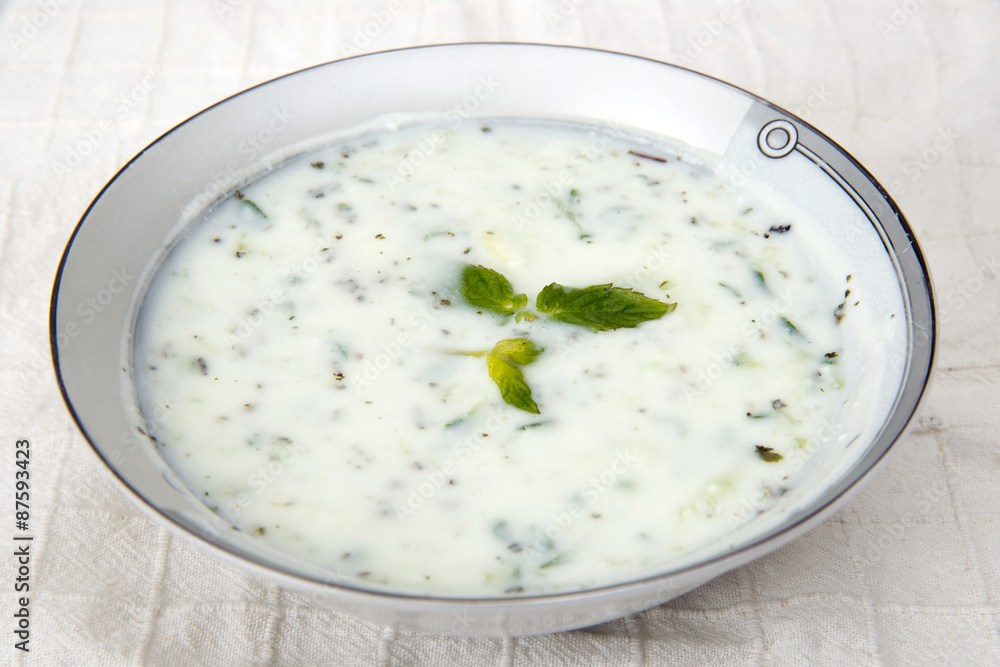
[518,421,549,431]
[241,198,267,218]
[458,265,528,318]
[487,352,539,414]
[536,282,676,331]
[718,282,742,299]
[491,338,543,366]
[752,267,767,290]
[780,316,805,338]
[755,445,783,463]
[539,554,565,569]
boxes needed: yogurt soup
[132,119,879,597]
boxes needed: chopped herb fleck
[755,445,784,463]
[628,149,667,163]
[780,316,804,338]
[753,268,768,289]
[834,302,847,324]
[240,198,267,218]
[718,282,742,299]
[539,554,565,569]
[518,421,548,431]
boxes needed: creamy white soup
[133,119,872,597]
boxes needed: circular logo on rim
[758,120,798,158]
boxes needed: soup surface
[134,119,863,596]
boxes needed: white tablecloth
[2,0,998,664]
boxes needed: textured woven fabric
[1,0,998,664]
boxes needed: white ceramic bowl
[51,44,935,636]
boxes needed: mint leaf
[491,338,544,365]
[485,338,543,414]
[487,353,539,414]
[458,265,528,318]
[536,283,676,331]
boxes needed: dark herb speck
[628,149,667,163]
[755,445,784,463]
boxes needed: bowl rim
[50,41,937,607]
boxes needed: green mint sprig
[443,338,543,414]
[452,264,676,414]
